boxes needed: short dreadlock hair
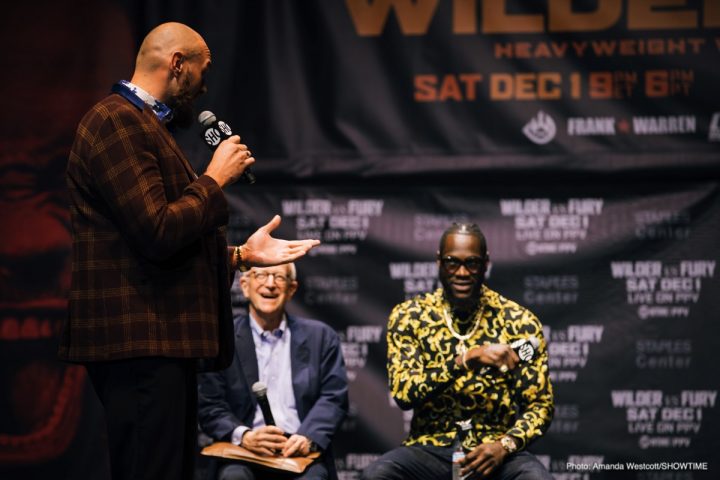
[439,223,488,257]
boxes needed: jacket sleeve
[387,301,464,410]
[226,245,238,287]
[505,315,554,450]
[81,105,228,261]
[197,370,246,442]
[296,326,349,451]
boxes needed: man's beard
[166,76,197,129]
[439,273,484,314]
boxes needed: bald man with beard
[58,23,319,480]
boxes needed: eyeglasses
[251,271,291,286]
[439,255,486,274]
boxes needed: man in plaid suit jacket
[58,22,318,480]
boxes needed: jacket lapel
[288,315,311,417]
[235,316,259,410]
[145,107,198,181]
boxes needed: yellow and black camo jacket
[387,286,554,451]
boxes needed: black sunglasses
[439,255,486,274]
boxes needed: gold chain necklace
[442,303,485,357]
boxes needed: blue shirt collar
[249,313,287,341]
[111,80,174,123]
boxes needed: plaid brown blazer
[59,93,234,368]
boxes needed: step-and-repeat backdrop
[1,1,718,479]
[224,184,718,480]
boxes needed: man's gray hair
[287,262,297,280]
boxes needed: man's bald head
[130,22,212,127]
[135,22,207,73]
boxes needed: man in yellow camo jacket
[363,223,554,480]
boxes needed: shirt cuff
[231,426,251,446]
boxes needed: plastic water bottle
[451,441,465,480]
[451,419,472,480]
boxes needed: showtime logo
[523,110,556,144]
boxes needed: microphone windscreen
[198,110,216,126]
[510,336,540,362]
[251,381,268,397]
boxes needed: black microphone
[251,381,276,426]
[197,110,256,184]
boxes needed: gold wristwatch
[500,435,517,453]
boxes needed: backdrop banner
[169,0,720,177]
[224,182,719,479]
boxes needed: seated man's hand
[281,434,312,457]
[241,426,287,456]
[460,441,507,479]
[464,344,520,372]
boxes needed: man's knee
[520,462,553,480]
[501,452,553,480]
[360,459,401,480]
[298,461,329,480]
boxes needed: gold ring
[499,364,509,373]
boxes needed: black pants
[86,357,197,480]
[361,445,553,480]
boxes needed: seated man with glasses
[362,223,554,480]
[198,263,349,480]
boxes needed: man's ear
[286,280,299,300]
[239,274,250,298]
[170,51,184,76]
[483,252,492,280]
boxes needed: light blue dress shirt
[231,314,301,445]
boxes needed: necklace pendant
[455,341,467,357]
